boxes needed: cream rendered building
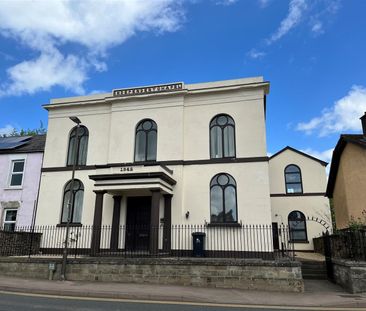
[36,76,330,254]
[36,77,273,254]
[269,147,332,251]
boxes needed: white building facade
[36,77,330,254]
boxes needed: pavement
[0,276,365,309]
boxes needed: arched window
[210,173,237,223]
[288,211,307,242]
[67,126,89,166]
[134,119,157,162]
[61,179,84,224]
[210,114,236,159]
[285,164,303,194]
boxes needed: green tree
[1,121,46,137]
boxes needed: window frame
[66,125,89,167]
[284,164,303,194]
[288,210,308,243]
[209,114,236,159]
[8,158,26,188]
[209,173,238,224]
[60,179,84,225]
[134,119,158,163]
[3,208,18,232]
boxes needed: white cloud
[267,0,307,44]
[0,0,184,97]
[301,148,333,163]
[215,0,238,6]
[247,49,266,59]
[258,0,271,8]
[0,49,87,96]
[296,85,366,137]
[311,21,324,34]
[0,124,15,136]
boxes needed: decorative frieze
[113,82,184,97]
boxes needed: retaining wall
[333,259,366,293]
[0,257,303,292]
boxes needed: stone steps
[300,260,328,280]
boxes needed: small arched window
[67,125,89,166]
[288,211,307,242]
[210,114,236,159]
[61,179,84,224]
[210,173,237,223]
[134,119,157,162]
[285,164,303,194]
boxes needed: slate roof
[269,146,328,166]
[326,134,366,198]
[0,135,46,154]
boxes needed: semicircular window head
[210,173,238,223]
[210,114,236,159]
[134,119,157,162]
[61,179,84,224]
[284,164,303,194]
[67,125,89,166]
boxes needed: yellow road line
[0,290,365,311]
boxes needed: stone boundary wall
[0,231,42,256]
[0,257,303,292]
[333,259,366,293]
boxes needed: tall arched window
[134,119,157,162]
[210,114,236,159]
[288,211,307,242]
[61,179,84,224]
[210,173,237,223]
[285,164,303,194]
[67,125,89,166]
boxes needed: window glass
[288,211,307,242]
[67,126,88,166]
[210,173,237,223]
[285,165,303,194]
[3,209,17,232]
[286,183,302,193]
[134,119,157,162]
[61,180,84,224]
[10,160,24,186]
[210,114,235,159]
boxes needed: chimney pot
[361,112,366,136]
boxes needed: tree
[1,121,46,137]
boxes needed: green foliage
[1,121,46,137]
[348,210,366,231]
[329,198,337,230]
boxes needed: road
[0,291,363,311]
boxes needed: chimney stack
[361,112,366,136]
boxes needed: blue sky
[0,0,365,163]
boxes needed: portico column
[91,190,106,256]
[110,195,122,251]
[163,194,172,252]
[150,190,161,255]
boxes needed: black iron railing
[0,224,294,260]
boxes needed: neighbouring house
[0,135,46,231]
[326,113,366,229]
[35,77,331,255]
[269,146,332,251]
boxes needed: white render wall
[36,77,271,229]
[269,148,332,251]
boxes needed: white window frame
[3,208,18,231]
[7,155,26,189]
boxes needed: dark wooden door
[126,197,151,251]
[272,222,280,250]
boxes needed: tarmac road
[0,291,364,311]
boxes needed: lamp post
[60,116,82,281]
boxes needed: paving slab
[0,276,365,308]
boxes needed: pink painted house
[0,135,45,230]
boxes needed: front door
[126,197,151,251]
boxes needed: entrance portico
[89,166,176,255]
